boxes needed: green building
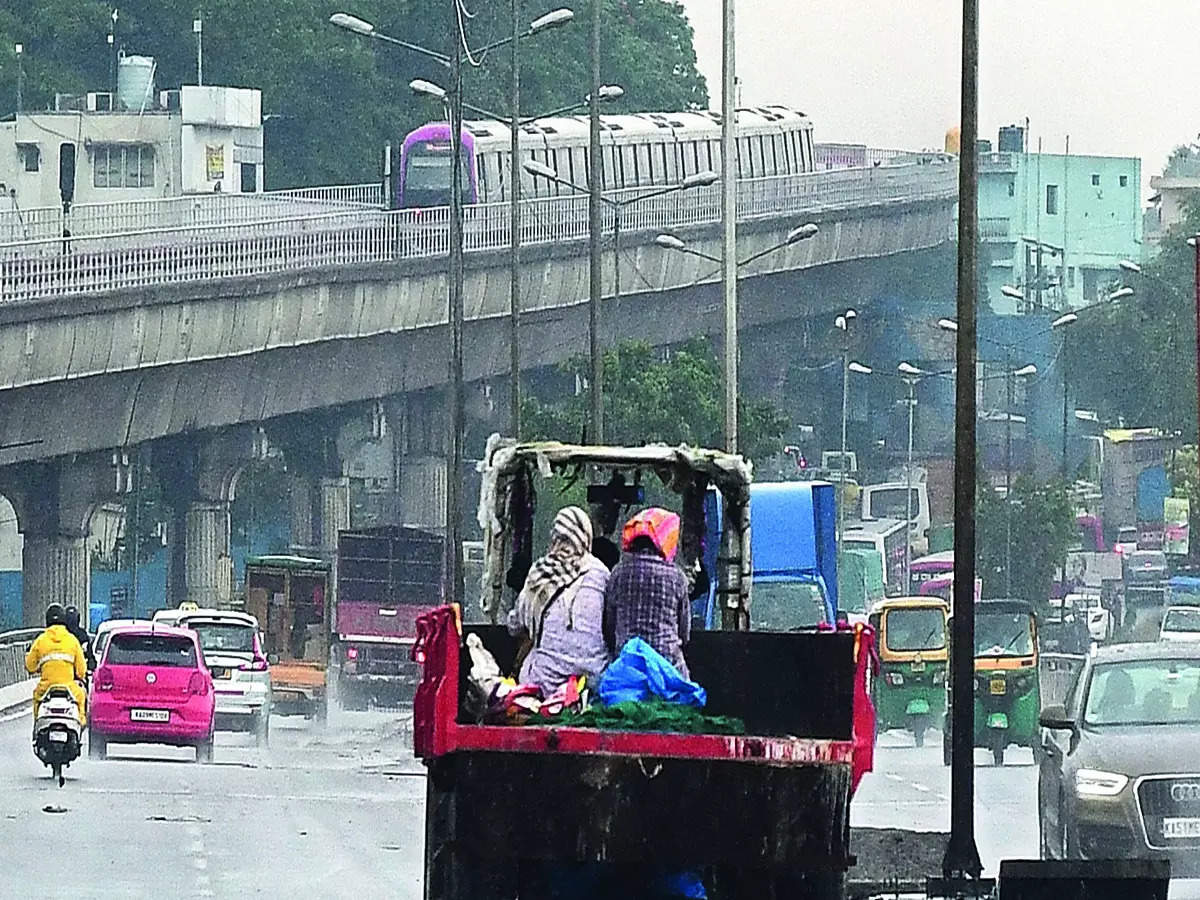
[978,125,1142,315]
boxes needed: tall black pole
[509,0,522,440]
[587,0,603,442]
[1005,352,1013,597]
[943,0,983,880]
[446,7,466,608]
[1061,332,1069,476]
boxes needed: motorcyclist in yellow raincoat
[25,603,87,726]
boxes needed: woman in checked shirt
[603,507,692,678]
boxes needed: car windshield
[106,634,197,667]
[975,611,1034,656]
[885,608,946,652]
[1163,608,1200,633]
[750,581,828,631]
[188,622,256,653]
[1083,660,1200,726]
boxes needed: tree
[976,473,1075,607]
[0,0,708,189]
[522,337,789,463]
[1064,195,1200,436]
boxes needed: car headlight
[1075,768,1129,797]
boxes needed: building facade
[978,126,1142,315]
[0,84,263,212]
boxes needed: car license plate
[911,661,926,673]
[989,678,1006,695]
[48,731,69,743]
[211,668,232,679]
[1162,818,1200,839]
[130,708,170,723]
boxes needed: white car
[176,610,272,745]
[92,618,153,666]
[1065,592,1111,643]
[1159,605,1200,643]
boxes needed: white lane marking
[884,773,905,782]
[80,787,402,804]
[911,783,932,793]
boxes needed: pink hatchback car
[89,624,216,762]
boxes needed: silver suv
[178,611,272,746]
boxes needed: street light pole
[835,309,858,546]
[509,0,522,439]
[906,377,916,591]
[588,0,603,443]
[1005,351,1013,597]
[721,0,737,455]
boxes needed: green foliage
[0,0,706,189]
[976,473,1075,608]
[1064,197,1200,435]
[521,337,789,463]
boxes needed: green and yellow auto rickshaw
[944,598,1040,766]
[869,597,949,747]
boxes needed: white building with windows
[0,84,263,212]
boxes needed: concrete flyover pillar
[157,427,263,611]
[317,477,350,559]
[185,501,232,609]
[21,533,89,628]
[288,473,317,556]
[0,457,115,628]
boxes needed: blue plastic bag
[597,637,707,708]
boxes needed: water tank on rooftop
[998,125,1025,153]
[117,55,156,111]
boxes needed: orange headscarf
[621,508,681,562]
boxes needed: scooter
[33,685,83,787]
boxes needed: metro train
[391,106,815,209]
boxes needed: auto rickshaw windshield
[976,611,1035,657]
[885,608,946,652]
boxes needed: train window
[770,135,782,175]
[692,142,701,176]
[565,147,576,190]
[549,149,561,195]
[753,136,766,176]
[706,140,717,174]
[603,146,617,189]
[622,145,636,187]
[641,144,654,184]
[616,147,627,188]
[478,154,489,199]
[659,144,671,183]
[629,144,641,185]
[805,132,815,171]
[735,138,745,178]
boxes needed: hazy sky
[680,0,1198,192]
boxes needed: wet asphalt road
[0,705,426,898]
[853,728,1200,899]
[3,707,1196,898]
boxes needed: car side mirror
[268,653,280,665]
[1039,704,1075,731]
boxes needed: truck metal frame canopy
[477,438,753,621]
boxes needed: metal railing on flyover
[0,160,958,303]
[0,628,41,692]
[0,183,385,246]
[1039,652,1087,709]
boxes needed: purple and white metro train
[391,106,815,209]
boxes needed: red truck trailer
[412,440,874,900]
[333,525,444,708]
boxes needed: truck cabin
[244,555,330,664]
